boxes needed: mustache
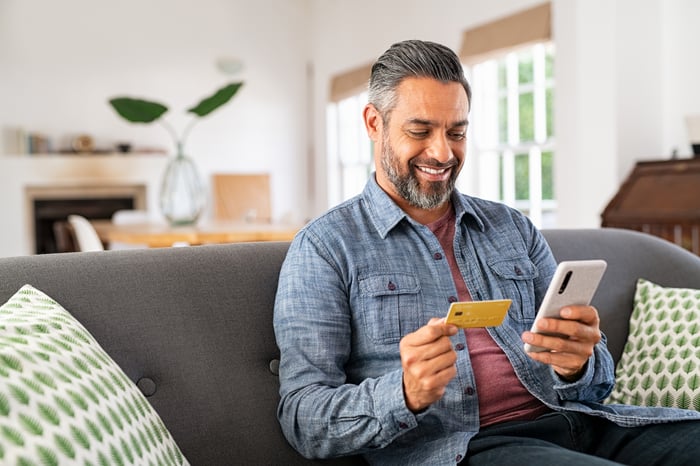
[409,158,459,169]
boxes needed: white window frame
[465,42,556,228]
[326,91,373,206]
[326,42,555,228]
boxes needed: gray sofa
[0,228,699,465]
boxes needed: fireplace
[26,184,147,254]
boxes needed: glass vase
[159,146,206,226]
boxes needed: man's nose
[425,134,453,163]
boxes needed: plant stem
[158,120,181,152]
[180,118,199,151]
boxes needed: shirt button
[448,296,458,303]
[387,281,396,291]
[455,343,465,351]
[456,454,463,462]
[433,252,443,260]
[398,422,408,429]
[514,266,523,276]
[465,386,474,395]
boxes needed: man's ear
[363,103,382,142]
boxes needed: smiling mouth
[417,166,450,175]
[415,164,455,181]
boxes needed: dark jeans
[463,412,700,465]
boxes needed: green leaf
[187,82,243,117]
[18,414,43,436]
[9,384,30,405]
[109,98,168,123]
[111,444,125,466]
[54,433,76,459]
[37,445,58,466]
[121,437,134,464]
[130,432,143,457]
[53,395,75,418]
[2,425,25,446]
[38,403,60,426]
[70,425,90,450]
[0,393,9,415]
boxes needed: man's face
[366,77,469,216]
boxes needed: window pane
[498,96,508,143]
[498,155,504,200]
[498,60,507,90]
[342,164,371,199]
[546,87,554,138]
[541,151,554,200]
[458,42,555,227]
[545,48,554,79]
[515,153,529,200]
[518,51,533,85]
[519,92,534,142]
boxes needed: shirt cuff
[372,369,419,441]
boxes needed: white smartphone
[524,259,608,353]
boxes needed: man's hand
[400,318,458,412]
[522,305,601,380]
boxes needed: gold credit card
[445,299,512,328]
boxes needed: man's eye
[449,132,466,141]
[408,130,429,138]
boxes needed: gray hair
[368,40,472,120]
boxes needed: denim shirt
[274,175,700,466]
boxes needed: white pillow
[0,284,189,465]
[606,278,700,410]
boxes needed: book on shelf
[3,127,51,155]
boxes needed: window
[326,91,373,205]
[467,42,556,227]
[325,3,555,222]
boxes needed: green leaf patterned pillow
[606,278,700,410]
[0,284,189,465]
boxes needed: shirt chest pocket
[487,257,537,323]
[358,273,422,345]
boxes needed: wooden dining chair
[211,173,272,222]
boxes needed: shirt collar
[362,173,485,238]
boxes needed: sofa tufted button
[269,359,280,376]
[137,377,157,397]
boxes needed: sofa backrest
[0,242,342,465]
[542,228,700,362]
[0,228,698,464]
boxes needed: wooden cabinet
[601,158,700,255]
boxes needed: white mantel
[0,154,170,257]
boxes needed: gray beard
[380,139,457,210]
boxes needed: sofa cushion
[0,285,188,465]
[607,278,700,410]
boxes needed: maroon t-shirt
[427,206,550,427]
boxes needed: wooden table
[93,219,302,248]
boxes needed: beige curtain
[459,2,551,65]
[330,2,551,101]
[329,63,373,103]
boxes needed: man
[273,40,700,465]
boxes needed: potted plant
[108,82,244,225]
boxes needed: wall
[308,0,546,211]
[1,0,699,255]
[0,0,311,256]
[310,0,700,228]
[661,0,700,157]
